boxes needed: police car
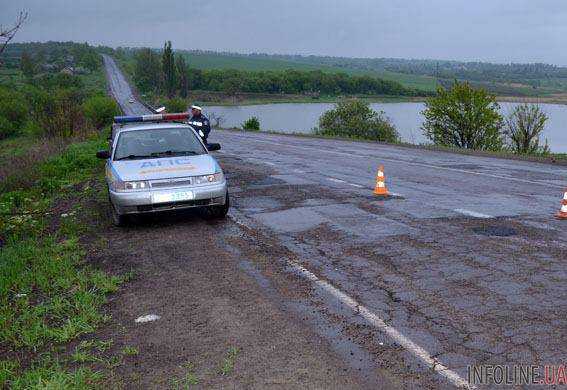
[96,112,229,226]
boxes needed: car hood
[112,154,220,182]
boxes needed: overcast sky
[3,0,566,65]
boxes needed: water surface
[207,102,567,152]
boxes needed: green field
[178,51,439,92]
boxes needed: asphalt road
[104,57,567,389]
[102,54,153,116]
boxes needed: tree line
[130,44,424,98]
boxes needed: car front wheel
[205,192,230,219]
[110,198,127,226]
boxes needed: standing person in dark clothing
[188,104,211,144]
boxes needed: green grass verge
[0,133,123,388]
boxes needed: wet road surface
[104,57,567,389]
[103,54,153,116]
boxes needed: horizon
[8,41,567,68]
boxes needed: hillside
[176,50,439,93]
[176,50,567,97]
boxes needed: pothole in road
[472,225,518,237]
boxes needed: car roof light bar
[113,112,190,124]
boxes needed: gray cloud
[2,0,566,65]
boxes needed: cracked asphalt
[102,56,567,388]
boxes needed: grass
[178,51,438,92]
[178,51,567,96]
[218,347,239,376]
[0,135,38,162]
[0,133,123,388]
[188,92,425,106]
[7,360,103,390]
[171,361,199,389]
[120,346,139,356]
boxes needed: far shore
[188,94,567,107]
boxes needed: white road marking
[289,262,474,389]
[264,161,276,166]
[454,209,493,219]
[135,314,161,323]
[227,135,565,190]
[327,177,347,183]
[230,214,474,389]
[327,177,366,188]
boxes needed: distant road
[103,56,567,389]
[102,54,153,116]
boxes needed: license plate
[152,191,194,204]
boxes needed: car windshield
[113,127,206,161]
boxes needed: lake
[206,102,567,152]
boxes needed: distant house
[74,66,90,75]
[41,63,58,72]
[60,66,75,75]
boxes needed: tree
[422,81,503,151]
[20,51,35,77]
[133,48,161,93]
[504,103,549,154]
[0,11,27,60]
[162,41,176,97]
[176,55,189,98]
[0,87,28,139]
[317,99,398,142]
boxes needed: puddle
[472,225,518,237]
[235,196,282,212]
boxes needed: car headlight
[111,180,150,192]
[193,172,224,185]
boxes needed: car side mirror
[207,143,221,152]
[96,150,110,159]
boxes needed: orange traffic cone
[373,165,389,196]
[557,189,567,219]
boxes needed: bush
[504,104,549,154]
[163,98,187,113]
[422,81,503,151]
[242,116,260,131]
[35,73,83,90]
[0,88,29,133]
[34,88,86,138]
[316,99,398,142]
[20,120,43,137]
[0,117,17,140]
[83,95,120,129]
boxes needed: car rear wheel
[205,192,230,219]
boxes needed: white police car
[96,113,229,226]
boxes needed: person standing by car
[188,104,211,144]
